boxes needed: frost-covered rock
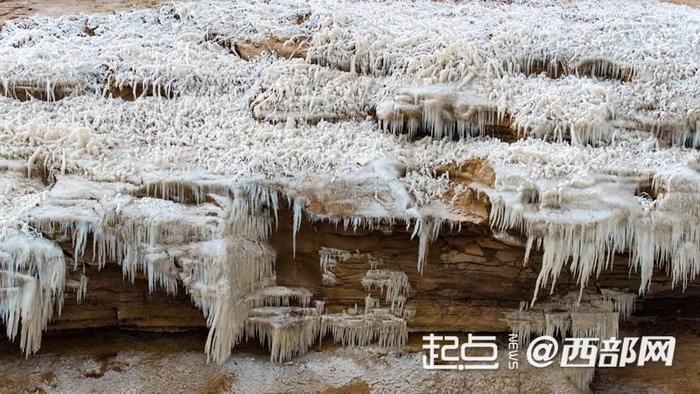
[0,2,699,385]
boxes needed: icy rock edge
[0,1,699,390]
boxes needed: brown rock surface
[0,0,165,27]
[42,203,699,335]
[437,159,495,224]
[53,263,205,331]
[1,2,699,392]
[233,37,309,61]
[664,0,700,7]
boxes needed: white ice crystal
[1,0,699,369]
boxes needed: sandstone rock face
[0,0,164,26]
[2,1,700,392]
[47,206,698,333]
[51,263,205,331]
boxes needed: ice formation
[0,229,66,356]
[321,293,408,349]
[361,269,410,314]
[245,304,321,363]
[0,0,699,375]
[318,247,352,285]
[252,62,376,124]
[506,289,636,389]
[376,87,511,140]
[316,247,410,348]
[506,289,636,344]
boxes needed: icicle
[292,200,303,258]
[320,309,407,348]
[361,269,410,308]
[601,289,636,321]
[319,247,352,286]
[0,230,66,356]
[245,306,321,362]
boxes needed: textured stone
[40,205,699,334]
[439,251,487,264]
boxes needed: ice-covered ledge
[2,1,700,391]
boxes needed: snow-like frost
[0,0,699,370]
